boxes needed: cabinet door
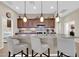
[17,18,29,28]
[22,21,29,28]
[17,19,23,28]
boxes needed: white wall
[0,2,18,48]
[60,9,79,36]
[0,13,3,49]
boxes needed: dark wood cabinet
[17,16,30,28]
[17,17,55,28]
[17,16,23,28]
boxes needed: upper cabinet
[17,17,55,28]
[17,16,23,28]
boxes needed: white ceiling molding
[1,1,79,17]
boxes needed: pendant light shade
[56,13,60,22]
[40,16,44,22]
[23,14,27,22]
[56,16,59,22]
[23,1,27,22]
[56,0,60,23]
[23,17,27,22]
[40,1,44,22]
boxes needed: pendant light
[56,0,60,23]
[23,1,27,22]
[40,1,44,22]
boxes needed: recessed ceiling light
[50,6,54,9]
[33,6,37,9]
[16,6,19,10]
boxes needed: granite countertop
[15,32,56,35]
[62,36,79,39]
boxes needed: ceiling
[2,1,79,18]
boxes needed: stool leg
[60,52,63,57]
[21,50,23,57]
[26,48,28,57]
[8,51,11,57]
[12,54,15,57]
[40,54,42,57]
[57,51,60,57]
[48,48,50,57]
[32,50,34,57]
[75,53,77,57]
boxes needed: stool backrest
[7,37,15,53]
[57,35,76,57]
[31,35,42,54]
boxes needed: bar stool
[7,36,29,57]
[30,35,50,57]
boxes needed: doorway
[64,21,75,35]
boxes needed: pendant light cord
[41,0,43,16]
[24,1,26,16]
[57,0,59,16]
